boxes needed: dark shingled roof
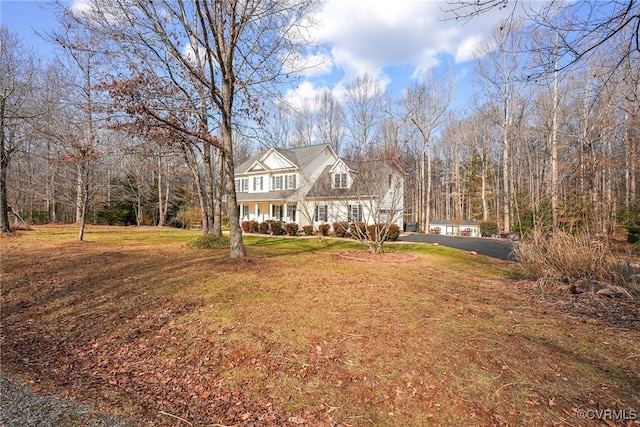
[306,160,399,199]
[234,144,332,175]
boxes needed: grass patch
[1,225,638,426]
[186,235,231,249]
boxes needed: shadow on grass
[243,235,360,258]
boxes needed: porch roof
[236,190,296,202]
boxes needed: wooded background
[2,0,638,240]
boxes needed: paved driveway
[398,233,516,261]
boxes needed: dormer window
[334,173,348,188]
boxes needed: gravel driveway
[0,372,130,427]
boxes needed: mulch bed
[512,279,640,331]
[336,250,418,263]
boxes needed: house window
[334,173,347,188]
[235,178,248,192]
[286,174,297,190]
[315,204,328,222]
[272,204,282,219]
[287,204,296,222]
[253,176,263,191]
[272,174,296,190]
[238,205,249,219]
[272,175,283,190]
[348,204,362,222]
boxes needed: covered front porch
[238,201,298,224]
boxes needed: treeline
[1,2,639,240]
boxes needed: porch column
[283,203,288,222]
[254,203,259,222]
[269,203,273,221]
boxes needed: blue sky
[1,0,521,109]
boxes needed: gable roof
[235,144,335,175]
[306,159,402,199]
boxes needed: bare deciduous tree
[63,0,319,257]
[0,27,38,232]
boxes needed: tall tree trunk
[203,143,215,234]
[0,93,10,233]
[157,155,167,226]
[222,133,245,258]
[212,148,223,236]
[550,56,559,230]
[502,100,510,233]
[75,164,83,225]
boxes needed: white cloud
[306,0,514,89]
[70,0,92,16]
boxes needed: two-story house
[234,143,405,230]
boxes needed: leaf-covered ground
[1,226,639,426]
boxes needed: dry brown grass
[1,225,639,426]
[513,230,632,286]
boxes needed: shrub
[270,221,285,235]
[367,224,384,241]
[480,221,499,237]
[242,221,259,233]
[513,230,625,286]
[387,224,401,241]
[302,225,314,236]
[364,223,402,241]
[186,235,230,249]
[333,222,349,238]
[95,201,136,226]
[349,222,367,238]
[318,223,331,236]
[628,226,640,244]
[617,201,640,243]
[259,222,270,234]
[285,222,299,236]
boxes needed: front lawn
[1,225,638,426]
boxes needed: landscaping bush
[318,223,331,236]
[284,222,299,236]
[302,225,314,236]
[349,222,367,238]
[333,221,349,238]
[241,221,259,233]
[513,230,625,285]
[480,221,499,237]
[259,221,270,234]
[387,224,401,241]
[270,221,285,235]
[364,223,402,241]
[367,224,384,241]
